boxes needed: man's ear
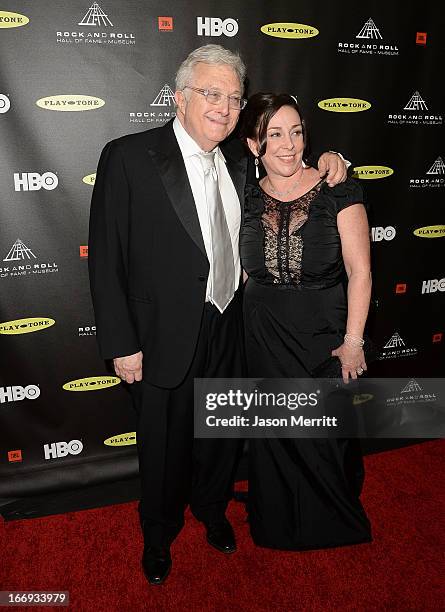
[175,90,186,114]
[246,137,259,157]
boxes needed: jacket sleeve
[306,150,352,170]
[88,139,140,360]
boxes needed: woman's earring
[255,157,260,179]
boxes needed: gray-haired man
[89,44,346,584]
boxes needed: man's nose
[217,96,230,115]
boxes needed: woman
[240,93,372,550]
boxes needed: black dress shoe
[206,519,236,554]
[142,546,172,585]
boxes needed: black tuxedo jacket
[88,119,248,388]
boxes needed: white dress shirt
[173,117,241,312]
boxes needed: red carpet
[1,440,443,611]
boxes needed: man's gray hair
[175,44,246,92]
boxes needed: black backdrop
[0,1,443,512]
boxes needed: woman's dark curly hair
[240,92,311,164]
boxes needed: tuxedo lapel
[146,121,207,258]
[145,121,248,255]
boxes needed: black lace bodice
[240,178,364,288]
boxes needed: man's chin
[205,132,229,147]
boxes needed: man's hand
[113,351,143,384]
[318,152,348,187]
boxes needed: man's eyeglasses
[183,86,247,110]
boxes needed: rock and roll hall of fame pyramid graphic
[78,2,113,27]
[404,92,428,111]
[151,85,176,107]
[383,333,406,349]
[401,380,423,394]
[426,157,445,175]
[356,18,383,40]
[3,239,37,262]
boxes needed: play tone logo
[104,432,137,446]
[261,22,318,38]
[387,91,442,126]
[56,2,135,45]
[0,94,10,113]
[353,165,394,179]
[413,225,445,238]
[352,394,373,405]
[318,97,371,112]
[338,17,398,56]
[409,157,445,189]
[379,333,417,360]
[36,95,105,111]
[129,84,176,124]
[1,239,59,279]
[0,11,29,28]
[63,376,121,391]
[0,317,55,334]
[82,173,96,185]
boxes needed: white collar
[173,117,226,164]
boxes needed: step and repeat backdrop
[0,1,443,504]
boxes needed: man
[88,44,346,585]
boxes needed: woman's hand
[331,343,367,384]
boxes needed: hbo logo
[14,172,58,191]
[44,439,83,460]
[422,278,445,294]
[0,385,40,404]
[371,226,396,242]
[0,93,10,113]
[197,17,238,37]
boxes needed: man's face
[175,62,242,151]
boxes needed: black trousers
[130,291,245,547]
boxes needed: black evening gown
[240,178,372,550]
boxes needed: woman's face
[248,105,305,179]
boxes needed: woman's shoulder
[319,176,362,197]
[318,176,364,213]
